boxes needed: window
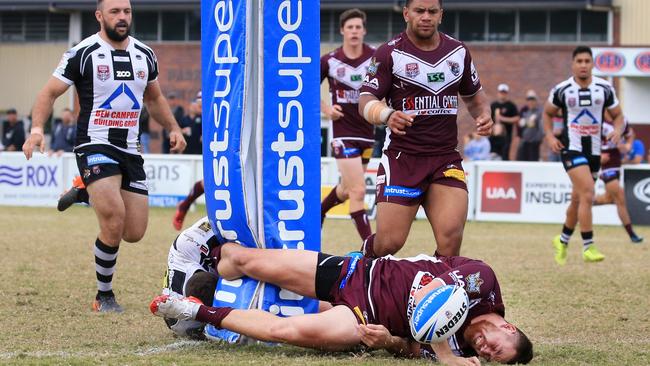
[25,13,47,41]
[162,12,185,41]
[1,12,69,42]
[390,11,406,38]
[81,12,99,39]
[581,11,607,42]
[459,11,485,42]
[321,10,333,43]
[1,13,24,42]
[49,13,70,41]
[365,10,389,43]
[519,11,547,42]
[488,11,515,42]
[439,10,457,38]
[133,11,158,41]
[550,10,577,42]
[188,10,201,41]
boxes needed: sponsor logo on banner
[0,164,58,187]
[262,0,320,317]
[202,0,261,343]
[594,51,625,73]
[481,172,522,213]
[635,52,650,73]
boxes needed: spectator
[139,106,150,154]
[163,92,185,154]
[622,136,645,164]
[490,83,519,160]
[372,125,386,158]
[463,132,491,161]
[488,122,507,160]
[516,90,544,161]
[1,108,25,152]
[49,108,76,156]
[181,94,202,155]
[545,111,564,162]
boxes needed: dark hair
[507,327,534,364]
[572,45,593,59]
[185,271,218,306]
[405,0,443,7]
[339,8,366,29]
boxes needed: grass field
[1,205,649,365]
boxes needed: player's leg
[338,156,372,240]
[121,189,148,242]
[174,179,205,230]
[606,179,643,242]
[567,165,604,261]
[371,202,419,256]
[86,175,126,312]
[216,244,320,298]
[423,183,468,257]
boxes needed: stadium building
[0,0,648,152]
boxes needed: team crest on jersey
[447,60,460,76]
[136,69,146,80]
[595,98,603,105]
[337,67,346,78]
[466,272,483,294]
[568,97,577,107]
[97,65,110,82]
[405,63,420,78]
[367,57,380,76]
[92,165,101,175]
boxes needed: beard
[104,20,131,42]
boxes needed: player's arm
[357,323,420,358]
[543,102,563,153]
[430,341,481,366]
[462,90,493,137]
[143,81,187,153]
[358,94,412,135]
[23,77,70,159]
[606,105,625,146]
[321,98,343,121]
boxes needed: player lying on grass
[151,240,533,364]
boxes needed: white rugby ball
[409,284,469,344]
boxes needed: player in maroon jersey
[594,115,643,243]
[151,242,532,365]
[320,9,376,241]
[357,0,493,258]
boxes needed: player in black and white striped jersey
[22,0,186,312]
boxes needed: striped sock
[94,238,119,296]
[560,225,574,245]
[581,231,594,251]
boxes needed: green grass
[1,206,649,365]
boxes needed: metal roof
[0,0,613,11]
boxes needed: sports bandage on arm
[30,126,44,137]
[363,100,395,125]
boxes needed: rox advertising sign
[202,0,320,342]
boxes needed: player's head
[571,45,594,81]
[185,271,219,306]
[339,9,367,47]
[463,315,533,364]
[403,0,444,41]
[96,0,132,42]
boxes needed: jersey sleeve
[604,84,620,109]
[360,45,392,100]
[53,48,82,85]
[548,85,563,108]
[147,49,159,82]
[320,54,329,83]
[458,46,482,97]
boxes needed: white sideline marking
[135,340,205,356]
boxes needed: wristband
[363,100,395,125]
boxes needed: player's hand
[22,132,45,160]
[601,152,610,165]
[328,104,344,121]
[606,129,622,146]
[357,324,393,349]
[438,354,481,366]
[387,111,413,136]
[545,133,564,153]
[475,114,493,136]
[169,129,187,153]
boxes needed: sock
[350,209,372,241]
[560,225,574,245]
[361,233,378,258]
[78,189,89,204]
[624,224,638,239]
[581,231,594,251]
[94,238,119,296]
[179,181,205,212]
[195,305,234,328]
[321,186,343,223]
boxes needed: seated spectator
[49,108,76,156]
[622,136,645,164]
[463,132,491,161]
[516,90,544,161]
[1,108,25,152]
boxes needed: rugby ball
[409,284,469,344]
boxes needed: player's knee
[348,185,366,201]
[373,235,404,256]
[581,189,595,203]
[122,228,145,243]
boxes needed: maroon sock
[195,305,234,328]
[179,181,205,212]
[361,233,378,258]
[321,186,343,222]
[624,224,637,238]
[350,209,372,240]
